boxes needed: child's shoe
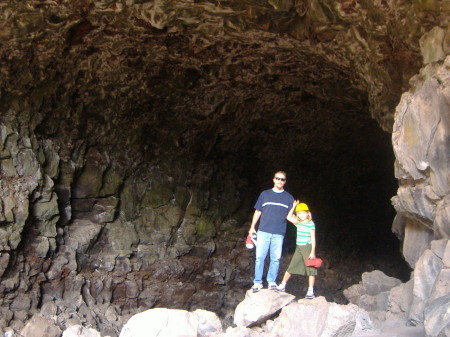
[305,289,315,299]
[275,283,286,292]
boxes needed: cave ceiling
[0,0,446,172]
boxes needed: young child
[276,200,317,299]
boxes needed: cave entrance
[204,95,412,300]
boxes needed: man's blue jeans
[253,231,284,284]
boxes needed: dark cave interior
[0,1,421,318]
[25,31,412,291]
[234,102,412,291]
[38,68,412,290]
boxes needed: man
[248,171,294,292]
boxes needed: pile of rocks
[344,240,450,337]
[117,257,449,337]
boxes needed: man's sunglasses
[275,177,286,181]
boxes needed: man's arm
[249,210,262,235]
[286,200,299,224]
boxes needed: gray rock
[119,308,198,337]
[419,26,447,64]
[430,239,448,259]
[10,294,32,311]
[0,252,10,278]
[443,240,450,268]
[72,161,107,199]
[409,249,443,324]
[29,236,50,258]
[402,219,434,267]
[269,296,359,337]
[358,292,390,312]
[20,313,61,337]
[15,148,41,180]
[192,309,223,337]
[344,283,364,304]
[387,279,413,318]
[234,289,295,327]
[434,195,450,239]
[62,325,102,337]
[40,301,58,317]
[42,139,60,179]
[428,268,450,303]
[105,219,139,257]
[392,56,450,237]
[424,294,450,337]
[217,326,261,337]
[363,271,401,296]
[67,220,103,253]
[105,305,119,323]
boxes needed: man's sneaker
[305,291,315,299]
[251,283,263,293]
[275,283,286,292]
[268,282,277,290]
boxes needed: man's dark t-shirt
[254,189,294,236]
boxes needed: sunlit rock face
[392,56,450,267]
[0,0,448,336]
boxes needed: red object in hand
[245,234,257,249]
[305,257,322,268]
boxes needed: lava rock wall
[0,122,254,335]
[391,51,450,327]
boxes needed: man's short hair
[274,171,286,178]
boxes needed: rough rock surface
[268,296,361,337]
[344,249,450,335]
[389,55,450,332]
[233,289,295,327]
[392,56,450,254]
[118,308,222,337]
[120,296,371,337]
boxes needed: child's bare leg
[305,275,316,298]
[308,275,315,288]
[282,271,291,284]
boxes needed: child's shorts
[287,244,318,276]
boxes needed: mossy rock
[195,215,216,240]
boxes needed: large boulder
[267,296,367,337]
[20,314,61,337]
[343,270,402,305]
[119,308,222,337]
[409,249,444,324]
[233,289,295,327]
